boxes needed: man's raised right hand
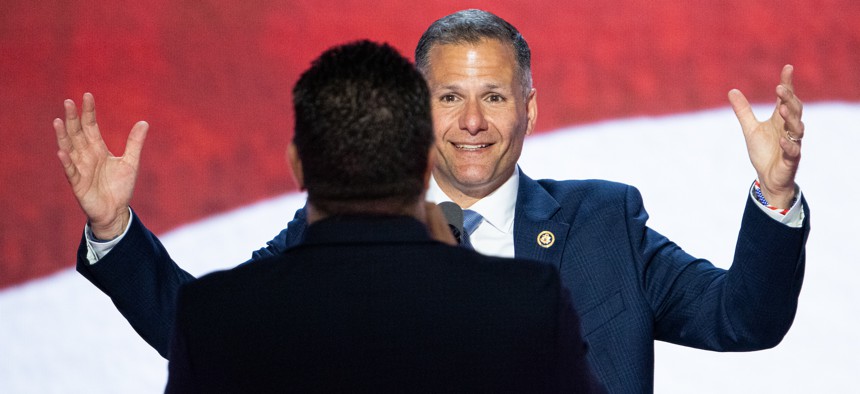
[54,92,148,240]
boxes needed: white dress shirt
[426,170,520,258]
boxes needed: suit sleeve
[249,205,307,261]
[633,186,809,350]
[76,207,308,358]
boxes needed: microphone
[437,201,464,245]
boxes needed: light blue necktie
[461,209,484,249]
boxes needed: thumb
[123,121,149,166]
[728,89,758,134]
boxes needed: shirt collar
[427,167,519,234]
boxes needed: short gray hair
[414,9,532,95]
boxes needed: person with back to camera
[162,40,603,393]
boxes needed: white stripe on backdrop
[2,102,858,393]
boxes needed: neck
[305,196,427,225]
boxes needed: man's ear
[287,142,305,190]
[525,87,538,136]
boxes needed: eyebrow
[434,82,508,92]
[435,84,461,91]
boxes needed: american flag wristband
[753,180,792,215]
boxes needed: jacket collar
[302,215,432,246]
[513,169,570,268]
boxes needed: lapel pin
[537,230,555,248]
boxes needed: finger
[54,117,73,152]
[776,84,803,116]
[776,66,804,159]
[780,64,794,93]
[776,65,802,115]
[80,92,104,145]
[56,149,79,185]
[122,121,149,168]
[779,100,805,140]
[778,134,802,161]
[776,66,805,140]
[64,98,87,150]
[728,89,758,134]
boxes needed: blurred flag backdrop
[1,1,859,393]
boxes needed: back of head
[292,40,433,215]
[414,9,533,94]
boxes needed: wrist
[90,208,130,241]
[753,180,797,215]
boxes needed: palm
[54,93,148,239]
[72,146,138,224]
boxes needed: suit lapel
[513,170,570,270]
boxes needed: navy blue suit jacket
[77,170,809,393]
[164,216,603,393]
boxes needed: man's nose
[458,99,488,135]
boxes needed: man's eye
[440,94,457,102]
[487,94,504,102]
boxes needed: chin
[452,171,495,189]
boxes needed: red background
[1,0,858,288]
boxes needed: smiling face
[424,39,537,206]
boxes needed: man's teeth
[455,144,489,150]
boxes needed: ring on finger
[786,130,802,143]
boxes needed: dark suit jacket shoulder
[165,216,603,393]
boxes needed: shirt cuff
[83,207,134,265]
[748,184,804,228]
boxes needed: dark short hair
[415,9,532,94]
[292,40,433,215]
